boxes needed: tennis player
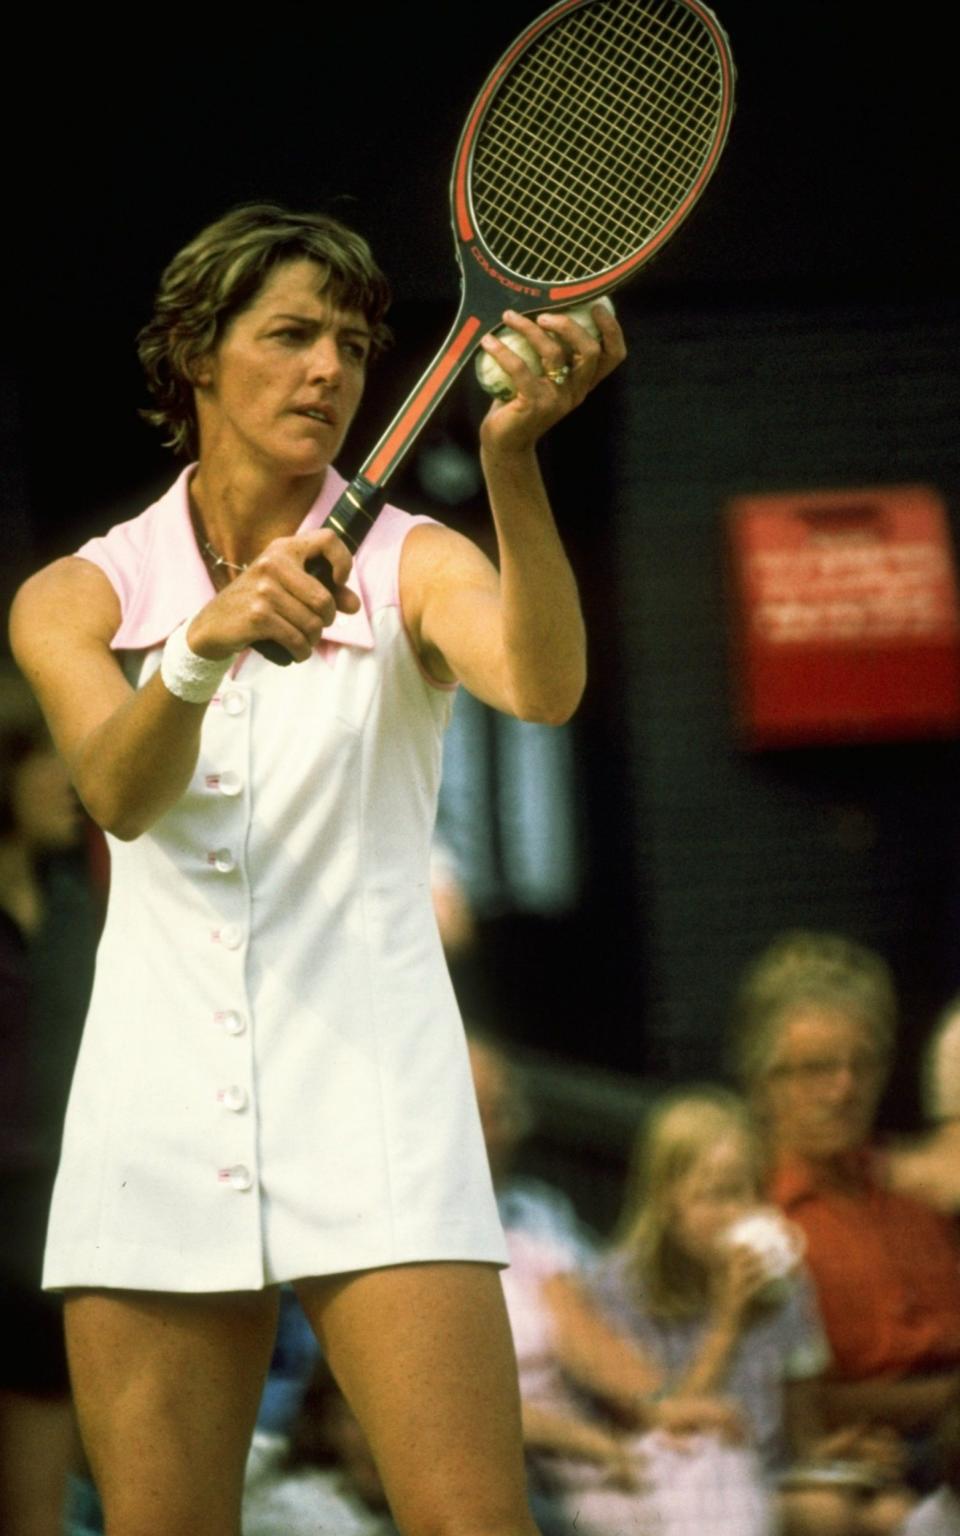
[10,203,625,1536]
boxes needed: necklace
[188,493,249,582]
[200,535,248,575]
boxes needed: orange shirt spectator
[770,1149,960,1381]
[731,931,960,1446]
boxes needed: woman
[730,931,960,1464]
[9,203,625,1536]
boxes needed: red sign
[727,484,960,747]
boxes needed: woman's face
[670,1134,758,1268]
[761,1006,885,1162]
[11,747,81,849]
[194,258,372,476]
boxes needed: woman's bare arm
[401,305,625,725]
[9,527,356,840]
[10,558,209,839]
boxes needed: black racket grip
[253,555,334,668]
[252,477,386,666]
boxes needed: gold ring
[546,364,570,386]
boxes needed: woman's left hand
[477,302,627,456]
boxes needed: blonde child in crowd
[585,1087,915,1535]
[468,1035,774,1535]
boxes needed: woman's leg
[295,1261,540,1536]
[64,1287,280,1536]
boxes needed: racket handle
[253,477,386,666]
[253,553,335,667]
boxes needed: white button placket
[203,684,260,1230]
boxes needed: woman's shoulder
[10,555,122,658]
[73,472,191,606]
[354,501,444,613]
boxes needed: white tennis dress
[43,465,506,1292]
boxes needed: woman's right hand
[187,527,359,663]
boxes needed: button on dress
[42,466,506,1292]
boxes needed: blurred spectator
[0,675,99,1536]
[468,1029,596,1259]
[732,931,960,1484]
[888,998,960,1214]
[903,1395,960,1534]
[503,1219,772,1536]
[468,1033,773,1535]
[469,1029,607,1532]
[588,1085,911,1534]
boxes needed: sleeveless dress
[42,465,506,1292]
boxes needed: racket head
[353,0,735,495]
[450,0,736,316]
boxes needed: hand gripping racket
[259,0,735,664]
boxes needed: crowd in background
[2,682,960,1535]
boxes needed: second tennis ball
[474,296,616,401]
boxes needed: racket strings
[471,0,727,282]
[478,4,719,271]
[488,3,722,206]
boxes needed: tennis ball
[474,296,616,401]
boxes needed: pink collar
[106,464,373,653]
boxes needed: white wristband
[160,620,236,704]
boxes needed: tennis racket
[259,0,735,664]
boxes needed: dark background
[5,2,958,1121]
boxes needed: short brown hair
[137,203,392,458]
[730,930,897,1092]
